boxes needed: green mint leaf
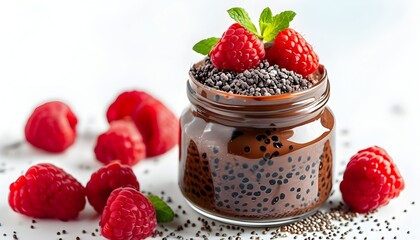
[259,7,273,37]
[263,11,296,42]
[147,195,174,223]
[227,7,260,36]
[193,37,220,55]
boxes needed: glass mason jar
[179,63,335,226]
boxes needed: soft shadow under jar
[179,63,335,226]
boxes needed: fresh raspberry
[106,91,157,123]
[86,161,140,213]
[210,23,265,73]
[101,187,156,240]
[24,101,77,153]
[266,28,319,77]
[94,119,146,166]
[340,146,405,213]
[131,101,179,157]
[8,163,86,220]
[106,90,178,158]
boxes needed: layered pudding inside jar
[179,62,335,226]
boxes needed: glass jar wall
[179,64,335,226]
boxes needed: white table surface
[0,1,419,239]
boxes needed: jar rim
[187,61,330,127]
[189,60,327,101]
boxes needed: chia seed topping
[190,57,318,96]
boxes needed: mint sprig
[193,37,220,55]
[262,11,296,42]
[227,7,260,37]
[147,195,174,223]
[259,7,273,37]
[192,7,296,55]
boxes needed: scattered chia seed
[152,192,416,240]
[0,147,414,240]
[340,129,349,135]
[190,57,318,96]
[1,141,23,152]
[77,164,92,170]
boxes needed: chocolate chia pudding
[179,63,335,226]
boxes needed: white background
[0,0,419,239]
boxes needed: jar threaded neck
[187,65,330,128]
